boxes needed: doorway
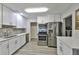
[30,22,37,41]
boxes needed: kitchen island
[57,36,79,55]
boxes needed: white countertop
[0,33,27,42]
[57,36,79,49]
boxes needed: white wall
[62,4,79,38]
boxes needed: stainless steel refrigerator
[47,22,62,47]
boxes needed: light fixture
[24,7,48,13]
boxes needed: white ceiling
[3,3,73,18]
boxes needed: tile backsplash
[0,28,26,37]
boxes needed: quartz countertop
[57,36,79,49]
[0,33,27,42]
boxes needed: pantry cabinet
[0,41,9,55]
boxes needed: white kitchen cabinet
[57,38,62,55]
[37,15,55,24]
[47,15,55,22]
[18,35,26,47]
[3,6,17,26]
[16,15,25,28]
[22,17,27,28]
[21,35,26,46]
[11,12,17,26]
[3,6,11,25]
[9,37,16,55]
[61,42,72,55]
[0,4,2,28]
[54,15,61,22]
[0,41,9,55]
[0,34,26,55]
[57,39,72,55]
[9,34,26,55]
[37,17,43,24]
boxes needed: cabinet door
[21,35,26,45]
[3,6,11,25]
[0,4,2,28]
[37,17,44,24]
[19,35,26,47]
[57,39,62,55]
[15,38,20,50]
[0,41,9,55]
[11,12,17,26]
[16,15,24,28]
[54,15,61,22]
[62,42,72,55]
[48,15,54,22]
[9,38,16,54]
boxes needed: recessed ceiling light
[24,7,48,13]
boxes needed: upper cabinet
[37,15,61,24]
[0,4,2,28]
[54,15,61,22]
[48,15,54,22]
[3,6,17,26]
[37,15,54,24]
[0,4,26,28]
[16,15,26,28]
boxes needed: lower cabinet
[0,41,9,55]
[20,35,26,46]
[9,35,26,55]
[57,39,72,55]
[0,34,26,55]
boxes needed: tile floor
[14,41,57,55]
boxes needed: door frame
[30,22,37,41]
